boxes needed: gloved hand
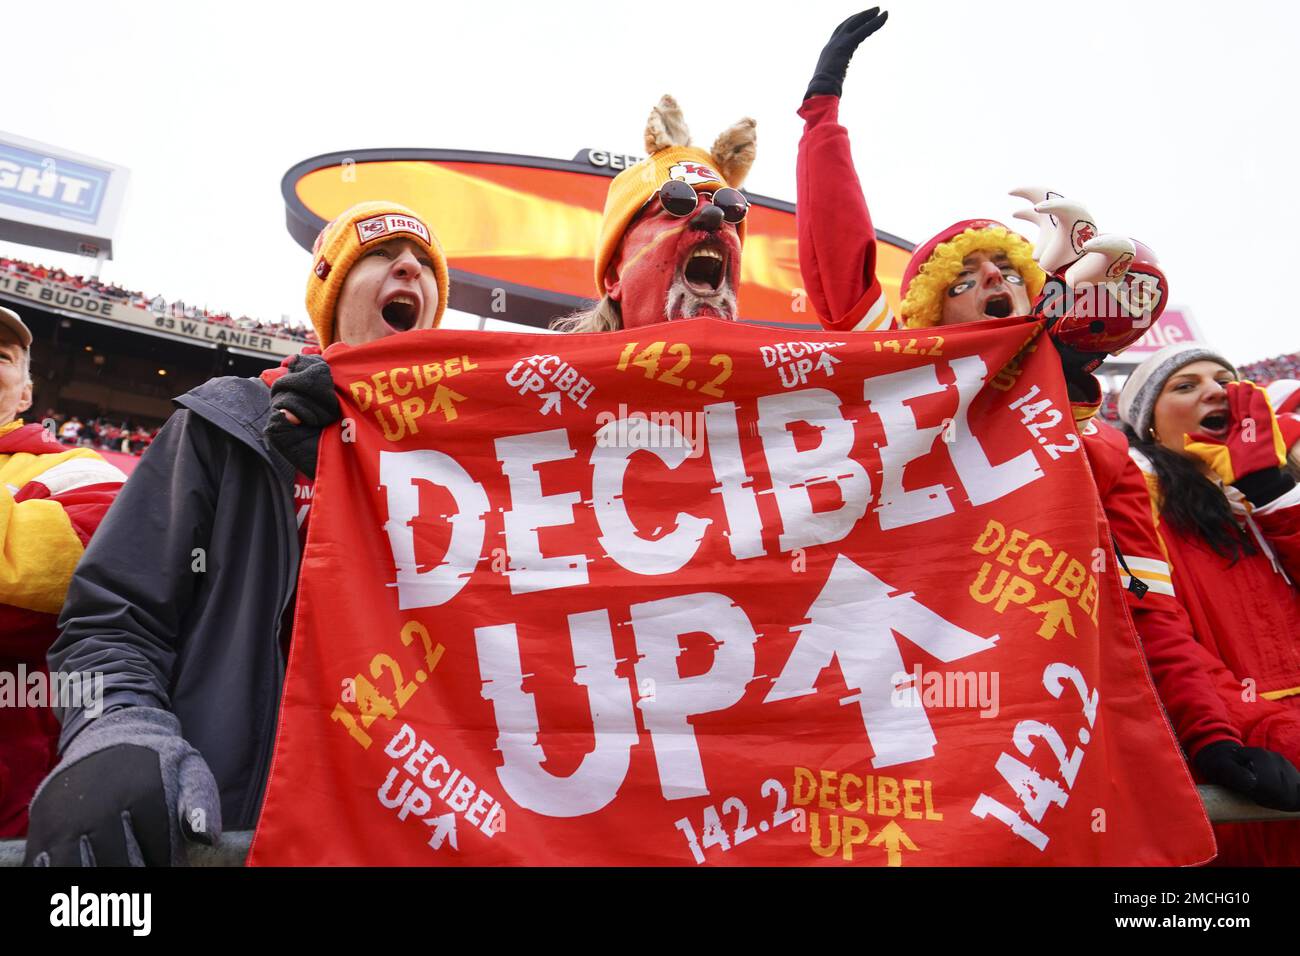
[1013,186,1171,379]
[804,8,889,101]
[1052,340,1106,400]
[1014,189,1106,371]
[1011,189,1100,275]
[264,353,341,478]
[1184,380,1294,505]
[24,707,222,867]
[1193,740,1300,812]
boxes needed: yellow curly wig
[900,226,1046,329]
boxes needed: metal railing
[0,787,1294,866]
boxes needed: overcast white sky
[1,0,1295,364]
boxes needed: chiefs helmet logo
[1118,269,1165,321]
[1070,220,1097,254]
[668,162,722,186]
[1106,251,1134,280]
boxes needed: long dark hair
[1121,426,1255,563]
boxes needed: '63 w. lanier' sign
[249,317,1213,866]
[0,267,299,358]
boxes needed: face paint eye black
[1004,272,1024,285]
[948,279,976,297]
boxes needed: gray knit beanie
[1118,342,1237,439]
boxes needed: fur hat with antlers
[593,94,756,296]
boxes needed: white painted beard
[663,275,737,322]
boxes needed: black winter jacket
[50,375,299,828]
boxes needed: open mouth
[982,292,1013,319]
[1199,410,1229,437]
[381,292,420,332]
[682,242,727,296]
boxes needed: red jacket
[796,94,895,332]
[0,421,124,837]
[1082,421,1242,757]
[1129,448,1300,760]
[1127,448,1300,865]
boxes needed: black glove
[24,707,222,867]
[264,353,341,478]
[805,8,889,101]
[1052,337,1106,390]
[1233,467,1297,509]
[1193,740,1300,812]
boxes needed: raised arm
[796,9,894,332]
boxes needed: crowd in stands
[1238,352,1300,386]
[198,310,314,342]
[45,410,159,456]
[0,255,315,343]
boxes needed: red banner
[248,317,1214,866]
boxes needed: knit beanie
[898,220,1046,329]
[305,201,449,347]
[1118,342,1238,439]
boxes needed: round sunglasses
[655,179,749,224]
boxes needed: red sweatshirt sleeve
[1085,423,1240,757]
[795,94,893,333]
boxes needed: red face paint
[605,191,743,329]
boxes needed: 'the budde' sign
[0,267,298,358]
[249,317,1213,866]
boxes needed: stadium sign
[0,131,129,259]
[1121,309,1201,357]
[1098,308,1202,377]
[281,148,915,330]
[0,266,298,358]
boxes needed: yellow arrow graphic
[1028,597,1077,640]
[868,820,919,867]
[430,384,468,422]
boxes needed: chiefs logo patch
[354,213,433,246]
[1106,251,1134,280]
[667,162,723,187]
[1071,220,1097,254]
[314,258,331,279]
